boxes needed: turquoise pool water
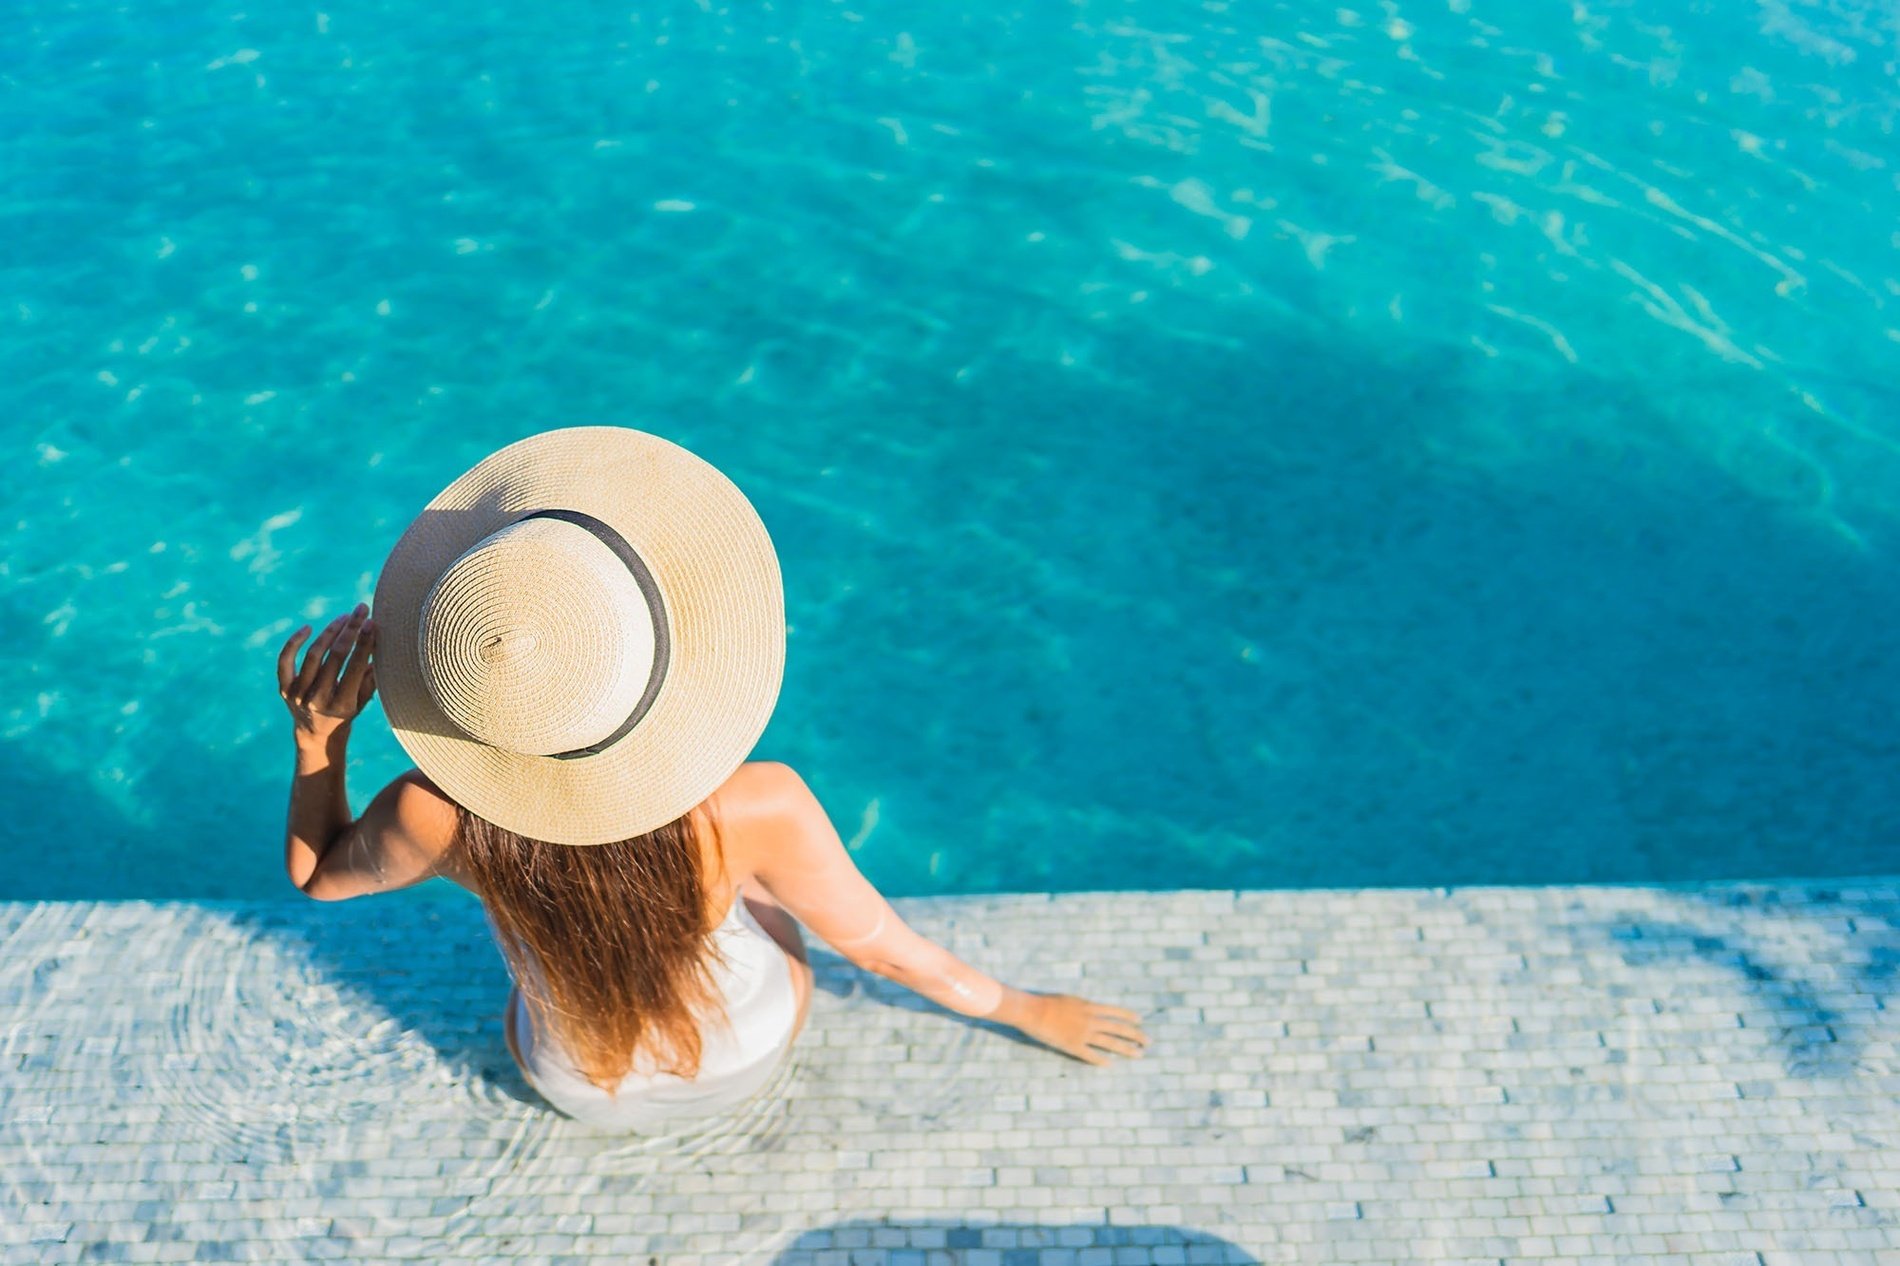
[4,0,1897,900]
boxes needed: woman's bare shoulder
[395,761,803,895]
[397,769,460,841]
[715,759,802,805]
[384,769,466,884]
[703,761,808,873]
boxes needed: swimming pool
[5,0,1896,900]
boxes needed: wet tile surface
[1,881,1896,1263]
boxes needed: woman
[277,427,1148,1132]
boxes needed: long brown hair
[452,800,734,1092]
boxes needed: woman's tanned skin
[278,604,1151,1072]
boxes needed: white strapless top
[501,881,800,1131]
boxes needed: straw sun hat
[372,426,785,846]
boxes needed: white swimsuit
[502,881,801,1131]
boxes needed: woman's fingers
[1031,995,1150,1067]
[1088,1028,1146,1057]
[1094,1018,1147,1041]
[336,620,376,703]
[356,664,377,708]
[276,625,312,695]
[291,614,350,698]
[288,605,371,705]
[1093,1009,1148,1033]
[308,605,369,701]
[316,605,369,680]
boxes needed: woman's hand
[1013,992,1150,1066]
[277,603,377,744]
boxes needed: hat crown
[418,517,657,757]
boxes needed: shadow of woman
[227,887,545,1109]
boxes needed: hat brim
[372,427,785,846]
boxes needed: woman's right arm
[746,763,1148,1066]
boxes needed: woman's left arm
[749,763,1150,1066]
[277,605,453,900]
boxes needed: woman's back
[430,767,815,1131]
[499,877,804,1130]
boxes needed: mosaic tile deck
[2,880,1896,1263]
